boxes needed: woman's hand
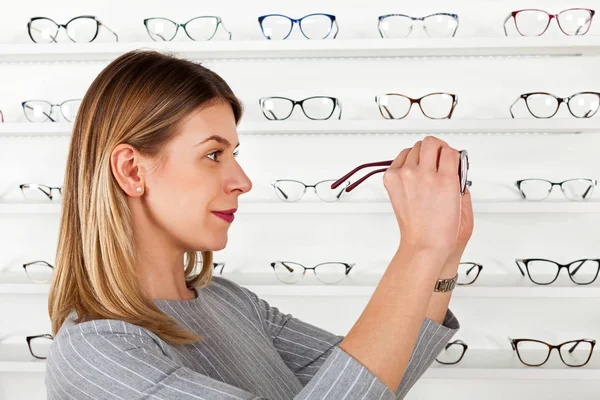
[383,136,464,270]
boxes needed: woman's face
[142,101,252,252]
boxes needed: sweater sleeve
[45,319,396,400]
[237,284,459,399]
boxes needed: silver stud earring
[136,187,142,193]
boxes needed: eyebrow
[195,135,240,149]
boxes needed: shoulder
[47,314,168,371]
[205,276,261,309]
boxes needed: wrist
[439,247,465,278]
[396,242,449,276]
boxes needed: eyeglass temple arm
[465,264,478,276]
[219,18,233,40]
[502,13,512,36]
[97,20,119,41]
[24,103,56,122]
[451,16,460,37]
[382,104,395,119]
[570,258,600,276]
[567,339,593,353]
[582,183,595,199]
[330,160,393,192]
[509,96,522,118]
[270,182,290,200]
[0,110,3,122]
[332,18,339,38]
[30,26,59,43]
[575,15,593,35]
[336,98,342,119]
[514,259,526,276]
[280,261,295,273]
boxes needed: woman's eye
[207,150,223,162]
[207,149,239,162]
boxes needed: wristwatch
[434,273,458,292]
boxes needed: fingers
[389,147,411,169]
[420,136,449,171]
[404,140,422,166]
[439,146,460,176]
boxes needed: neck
[131,203,197,302]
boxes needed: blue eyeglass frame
[258,13,339,40]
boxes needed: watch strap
[434,273,458,292]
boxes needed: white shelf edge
[2,278,599,298]
[1,359,598,379]
[0,362,46,373]
[0,119,599,137]
[422,367,600,380]
[2,201,600,215]
[1,37,600,62]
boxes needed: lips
[211,208,236,223]
[213,208,237,214]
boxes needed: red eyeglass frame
[331,150,471,194]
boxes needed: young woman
[46,50,472,400]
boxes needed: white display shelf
[2,272,600,298]
[1,37,600,63]
[1,344,598,379]
[1,119,599,137]
[2,201,599,215]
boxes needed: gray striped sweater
[45,276,459,399]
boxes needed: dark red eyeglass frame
[504,8,595,37]
[331,150,471,194]
[0,109,4,123]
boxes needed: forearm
[338,244,446,393]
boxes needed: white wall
[1,0,600,399]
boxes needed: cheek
[147,161,219,225]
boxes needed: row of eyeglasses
[21,331,596,367]
[24,9,595,44]
[20,257,600,288]
[438,338,596,367]
[4,91,599,124]
[16,177,598,205]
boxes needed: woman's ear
[110,144,145,196]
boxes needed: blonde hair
[48,50,243,345]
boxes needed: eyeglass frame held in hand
[331,149,471,194]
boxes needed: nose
[225,162,252,195]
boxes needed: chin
[205,236,228,251]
